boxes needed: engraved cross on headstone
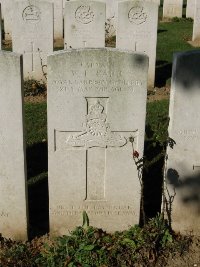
[24,42,42,72]
[62,97,137,201]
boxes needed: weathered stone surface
[192,0,200,41]
[48,48,148,235]
[116,0,158,88]
[2,0,12,40]
[166,50,200,234]
[64,0,105,48]
[186,0,195,18]
[0,51,28,240]
[12,0,53,81]
[0,3,2,50]
[46,0,63,41]
[163,0,183,18]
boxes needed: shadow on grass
[141,125,166,224]
[26,142,48,178]
[26,142,49,239]
[157,29,167,34]
[155,60,172,87]
[28,175,49,239]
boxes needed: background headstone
[166,50,200,234]
[64,0,105,48]
[186,0,195,19]
[192,0,200,41]
[2,0,12,40]
[116,0,158,88]
[100,0,160,38]
[0,3,2,50]
[12,0,53,81]
[48,48,148,235]
[0,51,28,240]
[46,0,63,42]
[163,0,183,18]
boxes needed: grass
[25,102,47,146]
[157,21,193,63]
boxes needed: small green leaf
[82,211,89,229]
[83,244,95,251]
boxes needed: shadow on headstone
[167,168,200,214]
[173,54,200,91]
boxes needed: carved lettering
[50,205,135,216]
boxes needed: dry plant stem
[38,48,47,81]
[162,146,176,231]
[131,140,146,225]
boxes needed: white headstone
[116,0,158,88]
[0,51,28,240]
[0,3,2,50]
[186,0,195,18]
[48,48,148,235]
[2,0,12,40]
[12,0,53,81]
[163,0,183,18]
[192,0,200,41]
[100,0,160,38]
[46,0,63,41]
[145,0,160,4]
[0,0,3,19]
[166,51,200,234]
[64,0,105,48]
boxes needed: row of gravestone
[0,0,199,87]
[0,0,160,41]
[0,0,159,88]
[0,47,200,240]
[0,0,198,40]
[164,0,200,43]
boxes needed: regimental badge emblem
[66,100,127,148]
[75,5,94,24]
[22,5,41,23]
[128,5,147,25]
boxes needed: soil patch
[24,92,47,103]
[164,235,200,267]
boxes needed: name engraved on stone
[52,79,142,94]
[22,5,41,23]
[128,5,147,25]
[75,5,94,24]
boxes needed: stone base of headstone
[187,41,200,47]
